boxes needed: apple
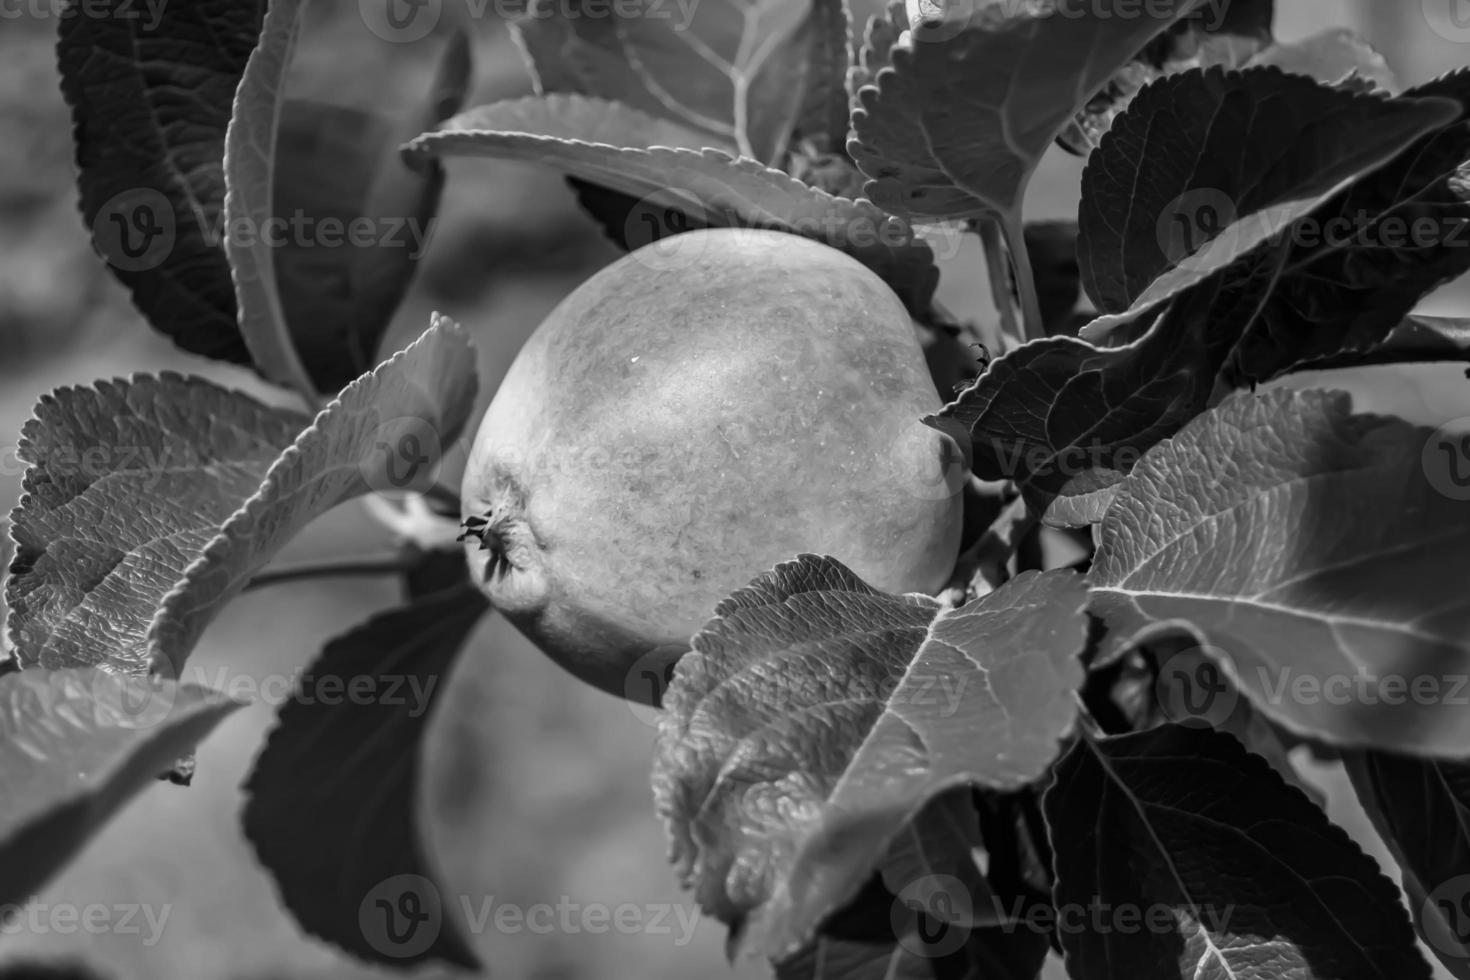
[460,228,965,702]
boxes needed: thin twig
[244,557,414,592]
[1003,211,1044,343]
[976,216,1019,354]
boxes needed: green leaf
[271,31,472,393]
[1248,29,1396,92]
[0,668,242,906]
[1046,725,1431,980]
[5,375,308,672]
[244,585,489,970]
[654,556,1087,960]
[1089,387,1470,755]
[223,0,315,400]
[1077,67,1460,323]
[409,96,938,311]
[57,0,265,365]
[1344,751,1470,978]
[849,0,1204,222]
[510,0,812,163]
[1057,0,1274,155]
[146,315,478,677]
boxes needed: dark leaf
[272,31,472,392]
[1077,67,1459,322]
[6,375,307,672]
[57,0,265,364]
[1291,315,1470,371]
[930,264,1273,526]
[850,0,1203,222]
[1089,387,1470,755]
[0,668,242,906]
[793,0,854,154]
[1046,725,1431,980]
[654,556,1088,959]
[1058,0,1274,155]
[244,586,489,969]
[1344,751,1470,978]
[1227,70,1470,381]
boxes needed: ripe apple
[460,228,965,702]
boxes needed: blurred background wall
[0,2,1465,978]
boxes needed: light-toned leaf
[410,96,938,310]
[1248,28,1396,92]
[146,315,478,675]
[223,0,316,400]
[511,0,813,162]
[0,668,242,905]
[654,556,1087,959]
[1089,387,1470,755]
[5,376,308,671]
[849,0,1205,222]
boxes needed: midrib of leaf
[1085,744,1243,980]
[615,19,738,145]
[1106,457,1462,628]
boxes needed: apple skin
[461,228,964,702]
